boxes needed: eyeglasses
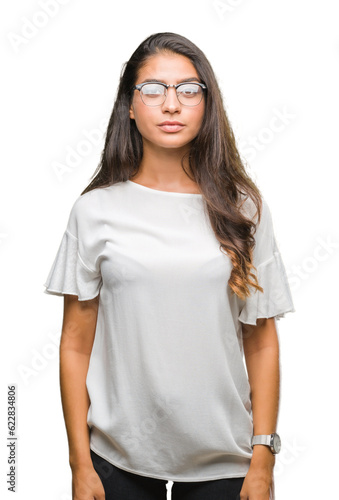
[132,81,207,107]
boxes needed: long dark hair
[81,32,263,300]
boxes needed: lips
[158,121,185,133]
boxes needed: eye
[177,84,201,97]
[142,84,165,97]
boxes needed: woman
[44,32,295,500]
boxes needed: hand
[239,446,275,499]
[71,463,106,500]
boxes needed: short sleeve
[43,196,102,301]
[238,197,295,325]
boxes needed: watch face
[273,434,281,453]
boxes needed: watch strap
[251,434,272,447]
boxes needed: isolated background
[1,0,338,498]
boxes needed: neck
[132,140,196,189]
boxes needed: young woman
[44,32,295,500]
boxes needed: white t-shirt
[44,179,295,482]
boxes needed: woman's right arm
[60,293,105,500]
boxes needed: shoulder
[238,193,271,226]
[239,194,275,250]
[66,185,113,236]
[71,187,102,213]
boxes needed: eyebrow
[139,77,201,84]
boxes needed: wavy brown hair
[81,32,263,300]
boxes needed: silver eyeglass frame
[132,81,207,107]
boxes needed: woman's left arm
[240,317,280,500]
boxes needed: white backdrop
[1,1,338,498]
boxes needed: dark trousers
[90,449,245,500]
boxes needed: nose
[161,87,181,113]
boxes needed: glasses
[132,81,207,107]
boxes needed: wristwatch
[251,433,281,455]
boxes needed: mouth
[157,121,186,133]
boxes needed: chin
[160,141,191,149]
[149,134,197,150]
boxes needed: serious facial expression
[129,52,205,151]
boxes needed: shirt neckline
[126,180,203,197]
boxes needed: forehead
[137,52,199,84]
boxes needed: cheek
[132,103,154,131]
[134,116,155,139]
[190,106,205,132]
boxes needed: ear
[129,103,135,120]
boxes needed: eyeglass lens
[140,83,204,106]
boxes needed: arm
[60,294,105,499]
[240,317,279,499]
